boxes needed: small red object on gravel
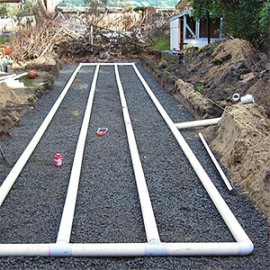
[96,131,105,137]
[96,128,108,137]
[54,153,63,167]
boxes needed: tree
[192,0,269,49]
[192,0,221,44]
[7,0,63,21]
[36,0,62,17]
[259,0,270,51]
[219,0,265,46]
[0,4,8,18]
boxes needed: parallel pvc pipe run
[57,65,100,244]
[0,63,254,257]
[0,242,255,257]
[0,64,83,206]
[175,117,221,129]
[115,65,160,244]
[199,132,233,191]
[132,63,253,253]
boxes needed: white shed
[169,10,223,50]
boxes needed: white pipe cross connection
[0,63,254,257]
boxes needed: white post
[90,25,94,45]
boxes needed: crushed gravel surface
[0,63,269,269]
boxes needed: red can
[54,153,63,167]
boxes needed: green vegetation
[0,4,8,17]
[195,84,205,94]
[152,36,170,51]
[259,0,270,36]
[0,36,12,44]
[192,0,270,49]
[35,84,47,95]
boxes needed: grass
[152,36,170,51]
[0,36,12,44]
[195,84,205,94]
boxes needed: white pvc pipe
[57,65,100,244]
[131,63,253,250]
[0,72,28,84]
[0,63,254,257]
[12,72,29,80]
[0,241,253,257]
[175,118,221,129]
[0,64,83,206]
[0,74,16,82]
[114,64,160,244]
[199,132,233,191]
[81,63,134,66]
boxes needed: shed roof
[169,9,192,22]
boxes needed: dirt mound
[211,39,255,69]
[206,104,270,224]
[0,83,28,137]
[0,83,27,109]
[0,65,57,138]
[169,38,270,117]
[12,52,62,73]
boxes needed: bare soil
[0,54,59,138]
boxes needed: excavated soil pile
[206,104,270,223]
[169,38,270,117]
[0,83,28,137]
[0,55,60,138]
[172,39,270,224]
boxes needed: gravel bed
[0,63,269,269]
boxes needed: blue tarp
[57,0,179,9]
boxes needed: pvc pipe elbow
[238,240,254,255]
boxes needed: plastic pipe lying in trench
[198,132,233,191]
[0,242,255,257]
[0,63,253,257]
[0,64,83,206]
[132,63,254,255]
[115,64,160,244]
[175,117,221,129]
[56,64,100,244]
[0,72,28,83]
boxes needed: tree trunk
[37,0,61,18]
[207,10,211,44]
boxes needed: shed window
[186,16,196,38]
[200,18,221,38]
